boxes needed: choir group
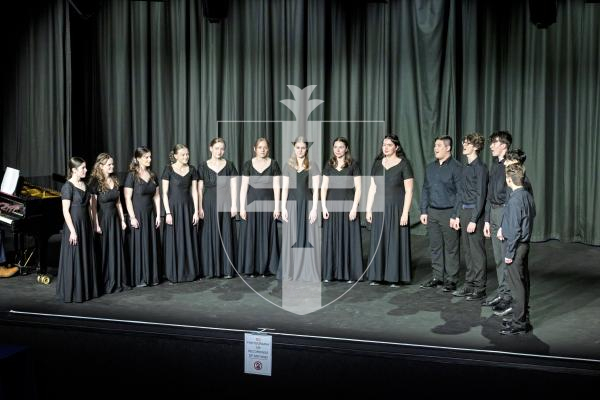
[57,132,535,335]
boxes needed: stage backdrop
[1,0,599,245]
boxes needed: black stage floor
[1,235,599,396]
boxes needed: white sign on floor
[244,332,272,376]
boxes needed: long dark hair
[128,147,156,183]
[375,134,407,161]
[66,157,86,179]
[328,137,353,168]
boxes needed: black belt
[429,206,453,210]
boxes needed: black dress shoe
[493,301,512,314]
[466,291,486,301]
[500,324,531,335]
[502,319,513,328]
[482,296,503,307]
[442,282,457,292]
[493,305,513,317]
[452,287,473,297]
[420,278,444,289]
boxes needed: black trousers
[490,206,511,302]
[459,208,486,293]
[426,207,460,283]
[506,242,530,328]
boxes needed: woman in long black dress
[90,153,129,293]
[162,144,200,283]
[198,138,238,278]
[321,137,363,283]
[124,147,162,287]
[238,137,281,277]
[365,135,414,286]
[280,137,320,282]
[56,157,100,303]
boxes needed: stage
[1,235,599,396]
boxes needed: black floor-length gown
[279,162,321,282]
[162,165,200,282]
[56,181,100,303]
[367,159,414,284]
[237,159,281,276]
[198,160,238,278]
[90,179,129,292]
[124,172,161,287]
[321,162,363,282]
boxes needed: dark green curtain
[0,0,71,178]
[2,0,599,245]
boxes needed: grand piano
[0,174,63,277]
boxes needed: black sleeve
[401,160,415,180]
[88,178,98,195]
[351,162,361,176]
[310,162,321,176]
[60,182,73,201]
[242,161,252,177]
[470,163,488,223]
[323,164,332,177]
[228,161,239,176]
[272,160,282,176]
[161,166,172,181]
[124,173,135,189]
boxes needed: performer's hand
[400,212,409,226]
[273,209,281,220]
[121,220,127,230]
[230,205,237,218]
[192,212,199,226]
[281,208,288,222]
[497,228,504,241]
[96,224,102,234]
[484,222,491,238]
[420,214,428,225]
[165,214,173,225]
[155,216,161,228]
[198,208,205,220]
[467,222,477,233]
[130,217,139,229]
[322,207,329,220]
[349,208,357,221]
[240,210,247,221]
[366,211,373,223]
[69,232,78,246]
[309,208,317,224]
[505,257,513,265]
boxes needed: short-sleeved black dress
[198,160,238,278]
[237,159,281,276]
[367,159,414,284]
[90,178,129,292]
[279,162,321,282]
[162,165,200,283]
[124,172,161,287]
[321,162,364,282]
[56,181,100,302]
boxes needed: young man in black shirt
[452,133,488,300]
[498,164,536,335]
[483,131,513,314]
[419,136,463,292]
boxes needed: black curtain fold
[2,0,599,245]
